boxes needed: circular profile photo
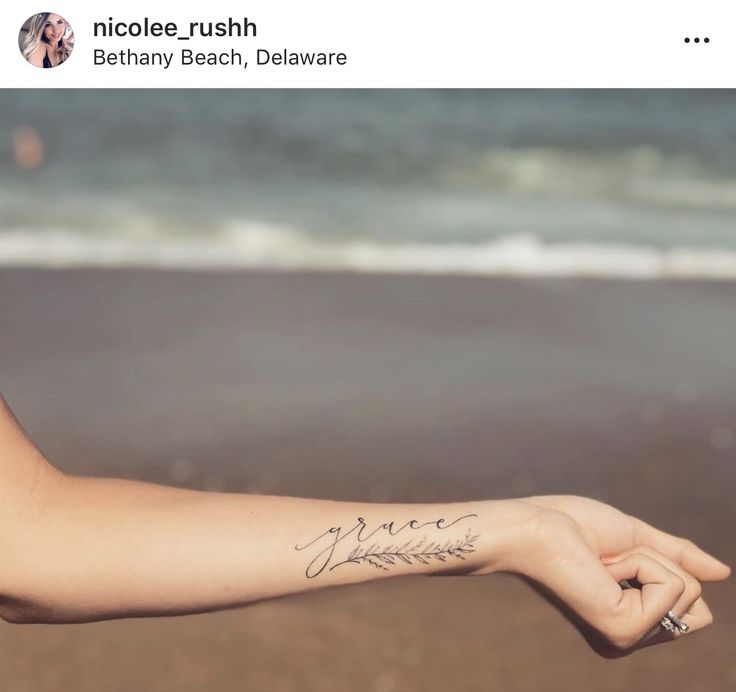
[19,13,74,69]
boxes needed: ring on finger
[661,610,689,634]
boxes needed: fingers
[601,547,713,650]
[629,516,731,582]
[519,508,725,657]
[605,546,711,632]
[637,598,713,650]
[603,553,687,646]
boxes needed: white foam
[2,225,736,280]
[441,146,736,210]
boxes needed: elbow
[0,612,31,625]
[0,592,74,625]
[0,596,39,625]
[0,471,71,626]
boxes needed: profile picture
[19,12,74,69]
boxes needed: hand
[505,495,731,657]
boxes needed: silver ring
[661,610,689,634]
[619,580,689,633]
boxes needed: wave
[438,147,736,210]
[2,225,736,280]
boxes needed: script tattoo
[294,513,478,578]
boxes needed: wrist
[468,498,543,576]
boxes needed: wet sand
[0,268,734,691]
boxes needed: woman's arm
[0,397,526,624]
[0,396,730,657]
[2,477,532,625]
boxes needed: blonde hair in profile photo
[21,13,74,66]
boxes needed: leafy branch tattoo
[331,529,480,572]
[294,513,478,578]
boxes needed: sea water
[1,90,735,278]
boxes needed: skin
[502,495,727,657]
[26,15,67,68]
[0,395,730,658]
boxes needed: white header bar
[3,0,735,87]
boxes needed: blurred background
[2,90,736,275]
[0,90,734,691]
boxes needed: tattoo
[331,529,479,572]
[294,513,478,578]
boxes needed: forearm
[1,473,533,624]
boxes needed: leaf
[397,554,412,564]
[366,558,387,571]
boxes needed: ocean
[1,89,736,278]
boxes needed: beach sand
[0,268,734,691]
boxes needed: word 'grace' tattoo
[294,513,478,578]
